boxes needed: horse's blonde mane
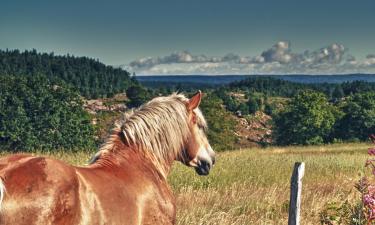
[91,93,207,177]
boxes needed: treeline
[0,49,138,98]
[229,76,375,98]
[1,48,374,151]
[273,90,375,145]
[212,77,375,145]
[216,77,375,117]
[129,76,375,147]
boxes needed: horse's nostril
[202,160,211,170]
[201,160,208,168]
[205,161,211,170]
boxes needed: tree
[332,85,345,100]
[273,90,336,145]
[334,92,375,141]
[237,103,249,115]
[0,49,137,99]
[0,74,95,151]
[248,96,260,114]
[216,92,238,112]
[126,85,151,108]
[264,103,275,115]
[200,93,237,151]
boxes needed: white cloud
[363,55,375,66]
[125,41,375,75]
[261,41,294,64]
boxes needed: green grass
[1,143,371,224]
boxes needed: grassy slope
[1,143,371,224]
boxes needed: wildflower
[369,147,375,156]
[360,134,375,222]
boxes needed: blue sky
[1,0,375,74]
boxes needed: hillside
[234,111,272,148]
[0,49,138,98]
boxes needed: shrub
[273,90,337,145]
[334,92,375,141]
[0,74,95,151]
[356,135,375,223]
[126,85,151,108]
[200,93,237,151]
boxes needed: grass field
[2,143,371,224]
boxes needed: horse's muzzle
[195,159,212,176]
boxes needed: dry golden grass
[0,143,371,224]
[169,143,370,225]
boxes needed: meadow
[1,143,371,224]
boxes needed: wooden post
[288,162,305,225]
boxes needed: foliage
[126,84,152,108]
[247,94,261,114]
[264,102,276,115]
[0,49,138,98]
[228,76,375,99]
[319,201,364,225]
[273,90,337,145]
[356,135,375,223]
[0,74,95,151]
[229,76,307,97]
[331,85,345,100]
[215,91,239,112]
[237,103,249,115]
[199,93,237,151]
[334,92,375,141]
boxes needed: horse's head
[179,91,216,176]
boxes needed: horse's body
[0,149,175,225]
[0,92,215,225]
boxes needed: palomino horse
[0,91,215,225]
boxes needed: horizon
[2,48,375,77]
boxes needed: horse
[0,91,215,225]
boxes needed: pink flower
[364,194,375,206]
[369,148,375,156]
[360,135,375,222]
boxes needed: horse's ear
[188,90,202,111]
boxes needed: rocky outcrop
[234,111,272,147]
[83,93,128,114]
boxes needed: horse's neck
[93,139,174,180]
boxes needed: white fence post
[288,162,305,225]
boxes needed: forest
[0,49,138,98]
[0,50,374,151]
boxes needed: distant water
[137,74,375,85]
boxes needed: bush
[200,93,237,151]
[334,92,375,141]
[126,85,151,108]
[273,90,337,145]
[248,96,260,114]
[0,74,95,151]
[356,135,375,223]
[319,201,364,225]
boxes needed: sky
[1,0,375,75]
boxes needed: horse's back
[0,154,176,225]
[0,154,80,225]
[75,165,176,225]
